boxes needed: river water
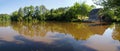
[0,22,120,51]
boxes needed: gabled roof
[89,8,102,15]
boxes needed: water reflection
[0,21,10,27]
[112,23,120,40]
[11,22,109,40]
[0,22,120,51]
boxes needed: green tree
[65,2,81,21]
[39,5,48,21]
[23,6,34,21]
[80,2,92,20]
[93,0,120,21]
[0,14,10,22]
[65,2,92,21]
[8,2,93,22]
[23,6,29,21]
[24,6,29,17]
[18,8,24,21]
[11,11,19,21]
[34,6,40,20]
[29,5,34,21]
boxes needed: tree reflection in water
[11,22,109,40]
[0,21,10,27]
[112,23,120,40]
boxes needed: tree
[29,5,34,17]
[80,2,92,20]
[18,8,24,21]
[65,2,81,21]
[0,14,10,22]
[23,6,34,21]
[11,11,19,21]
[93,0,120,21]
[24,6,29,17]
[7,2,93,22]
[29,5,34,21]
[65,2,93,21]
[39,5,48,21]
[34,6,40,19]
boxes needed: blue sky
[0,0,97,14]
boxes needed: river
[0,22,120,51]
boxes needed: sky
[0,0,100,14]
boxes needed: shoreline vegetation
[0,2,93,22]
[0,2,120,23]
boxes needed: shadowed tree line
[0,2,93,22]
[1,1,120,22]
[93,0,120,22]
[0,14,10,22]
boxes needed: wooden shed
[88,8,112,23]
[89,8,101,22]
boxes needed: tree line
[0,14,10,22]
[0,2,93,22]
[93,0,120,21]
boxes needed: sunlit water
[0,22,120,51]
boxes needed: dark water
[0,22,120,51]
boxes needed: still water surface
[0,22,120,51]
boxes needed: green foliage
[45,7,68,21]
[80,2,93,20]
[65,2,93,21]
[0,14,10,22]
[93,0,120,21]
[11,11,19,21]
[98,9,114,21]
[65,2,80,21]
[1,2,93,22]
[18,8,24,21]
